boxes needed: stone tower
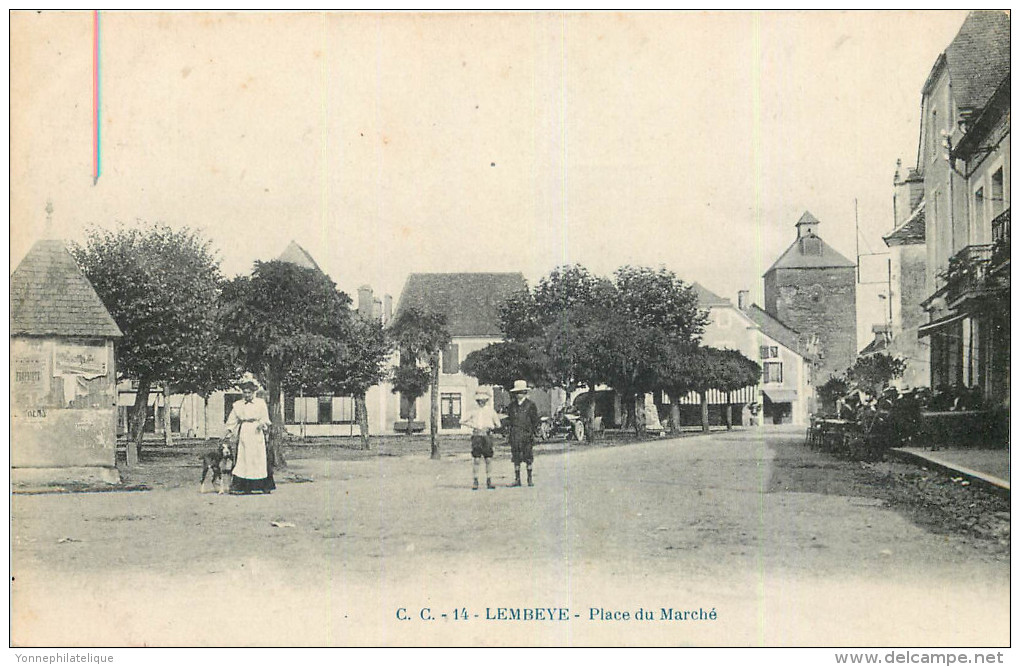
[763,211,858,383]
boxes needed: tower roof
[765,212,856,273]
[795,211,820,227]
[277,241,323,273]
[11,239,122,338]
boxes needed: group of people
[460,379,541,489]
[220,375,543,495]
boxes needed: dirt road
[11,426,1009,646]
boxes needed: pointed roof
[690,282,732,308]
[884,202,926,247]
[765,213,856,273]
[394,273,528,337]
[743,304,803,356]
[11,239,122,338]
[277,241,323,273]
[926,11,1011,111]
[796,211,820,226]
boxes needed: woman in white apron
[225,373,275,494]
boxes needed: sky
[10,10,972,349]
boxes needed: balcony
[943,244,992,307]
[991,208,1010,270]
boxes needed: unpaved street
[11,427,1009,646]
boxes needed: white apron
[225,397,270,479]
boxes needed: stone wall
[765,265,857,382]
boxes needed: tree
[329,317,393,449]
[219,260,352,468]
[846,353,907,398]
[389,307,451,459]
[611,266,709,434]
[658,344,731,433]
[390,365,431,436]
[499,266,617,441]
[816,375,851,417]
[71,222,226,461]
[460,342,547,391]
[716,349,761,429]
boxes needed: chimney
[357,285,373,320]
[737,290,749,310]
[373,297,382,322]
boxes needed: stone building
[912,10,1010,404]
[763,211,858,384]
[11,239,123,484]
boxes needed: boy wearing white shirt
[461,390,504,490]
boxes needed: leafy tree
[716,349,761,429]
[846,353,907,398]
[390,365,431,436]
[816,375,850,417]
[71,222,227,460]
[219,260,352,468]
[460,341,547,390]
[658,344,732,433]
[389,307,451,459]
[611,266,709,434]
[329,317,393,449]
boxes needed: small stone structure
[10,239,123,485]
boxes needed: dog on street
[199,441,234,494]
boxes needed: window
[991,168,1004,218]
[284,395,295,423]
[974,186,986,235]
[317,396,333,424]
[442,343,460,374]
[760,346,778,359]
[441,393,462,429]
[763,362,783,384]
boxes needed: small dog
[200,441,234,494]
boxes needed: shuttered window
[442,344,460,374]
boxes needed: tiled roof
[11,239,122,338]
[394,273,528,337]
[884,203,926,247]
[690,282,731,307]
[744,304,803,356]
[765,235,856,272]
[277,241,323,273]
[942,11,1011,111]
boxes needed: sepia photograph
[8,10,1011,652]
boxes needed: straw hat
[509,380,530,393]
[474,390,490,401]
[238,372,261,390]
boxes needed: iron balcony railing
[944,244,992,306]
[991,207,1010,268]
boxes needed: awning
[762,388,798,403]
[917,312,966,338]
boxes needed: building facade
[763,212,858,385]
[882,165,930,389]
[387,272,557,433]
[675,284,812,425]
[914,11,1010,405]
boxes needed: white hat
[238,372,261,390]
[510,379,530,393]
[474,390,490,401]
